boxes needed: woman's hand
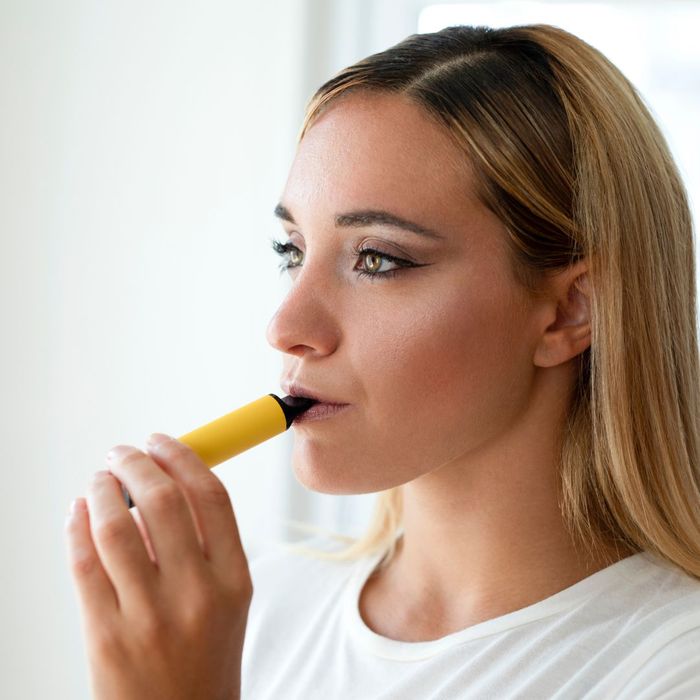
[64,433,253,700]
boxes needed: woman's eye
[270,239,417,281]
[271,239,302,271]
[355,250,401,277]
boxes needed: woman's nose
[265,274,340,357]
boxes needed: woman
[65,24,700,699]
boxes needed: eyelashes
[270,238,421,281]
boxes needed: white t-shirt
[240,534,700,699]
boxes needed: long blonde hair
[282,24,700,580]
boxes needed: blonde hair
[282,24,700,579]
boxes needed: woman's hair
[281,23,700,580]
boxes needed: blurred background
[1,0,698,697]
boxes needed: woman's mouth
[292,402,350,423]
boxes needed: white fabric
[241,534,700,699]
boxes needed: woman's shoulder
[601,550,700,636]
[601,565,700,700]
[628,550,700,612]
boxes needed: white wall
[0,1,311,697]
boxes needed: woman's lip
[282,382,347,405]
[292,402,350,423]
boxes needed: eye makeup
[270,238,429,281]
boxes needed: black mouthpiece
[270,393,318,428]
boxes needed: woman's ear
[533,260,592,368]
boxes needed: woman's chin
[292,458,362,495]
[291,454,392,496]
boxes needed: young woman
[65,24,700,699]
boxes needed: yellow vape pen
[121,393,315,508]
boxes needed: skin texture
[64,434,252,698]
[266,91,635,641]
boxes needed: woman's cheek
[375,295,520,458]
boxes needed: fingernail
[106,447,125,462]
[106,445,139,462]
[68,497,84,516]
[147,433,172,448]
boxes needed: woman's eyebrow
[273,203,445,241]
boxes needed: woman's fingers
[130,506,157,564]
[65,435,254,700]
[86,470,159,607]
[106,445,205,576]
[145,434,248,577]
[64,497,119,619]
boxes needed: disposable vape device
[120,393,315,508]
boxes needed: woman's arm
[64,433,252,700]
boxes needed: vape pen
[120,393,315,508]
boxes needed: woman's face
[266,91,539,495]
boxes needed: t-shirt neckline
[343,543,650,661]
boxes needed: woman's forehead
[284,93,480,225]
[296,92,464,172]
